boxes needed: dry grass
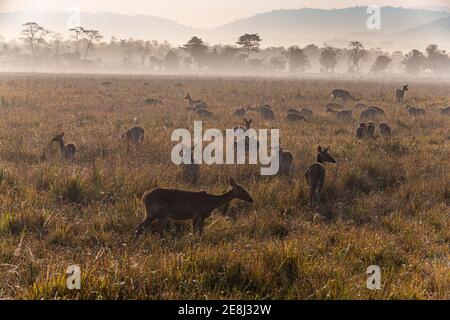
[0,73,449,299]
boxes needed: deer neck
[317,154,324,164]
[58,139,65,151]
[206,189,236,210]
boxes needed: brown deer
[287,112,306,122]
[366,122,376,138]
[184,93,202,107]
[336,109,353,120]
[356,123,367,139]
[279,147,294,177]
[305,146,336,206]
[378,122,392,136]
[134,178,253,240]
[332,89,356,101]
[441,107,450,115]
[122,126,145,143]
[396,85,408,103]
[52,132,77,161]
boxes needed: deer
[396,85,408,103]
[356,123,367,139]
[366,122,376,138]
[278,147,294,177]
[441,107,450,115]
[336,109,353,120]
[360,108,379,120]
[305,146,336,206]
[122,126,145,143]
[195,109,215,119]
[52,132,77,161]
[184,93,202,107]
[134,178,253,240]
[144,98,162,106]
[287,112,306,122]
[233,106,248,117]
[234,118,252,133]
[378,122,392,136]
[332,89,356,101]
[325,102,344,111]
[406,105,425,116]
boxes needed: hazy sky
[0,0,448,28]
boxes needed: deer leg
[317,179,325,203]
[157,217,167,238]
[193,214,204,235]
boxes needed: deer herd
[48,83,448,240]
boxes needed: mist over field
[0,6,449,76]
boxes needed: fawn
[52,132,77,161]
[305,146,336,206]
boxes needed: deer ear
[229,178,237,187]
[318,145,323,152]
[325,146,330,152]
[249,118,253,123]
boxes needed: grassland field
[0,73,448,299]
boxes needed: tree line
[0,22,449,75]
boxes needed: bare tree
[69,26,84,53]
[82,29,103,59]
[319,46,338,73]
[348,41,366,73]
[20,22,49,55]
[50,32,64,56]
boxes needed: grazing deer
[300,108,313,118]
[135,178,253,240]
[286,108,301,114]
[196,109,215,119]
[184,93,202,107]
[378,122,392,136]
[122,126,145,143]
[406,105,425,115]
[366,122,376,138]
[279,147,294,177]
[332,89,356,101]
[356,123,367,139]
[396,85,408,103]
[441,107,450,115]
[325,102,344,111]
[355,102,368,109]
[369,106,385,115]
[305,146,336,206]
[287,112,306,122]
[233,106,248,117]
[360,108,378,120]
[144,98,162,106]
[336,109,353,120]
[259,107,275,120]
[52,132,77,161]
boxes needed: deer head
[317,146,336,164]
[52,132,65,142]
[229,178,253,203]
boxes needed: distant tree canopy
[3,22,450,75]
[182,36,208,69]
[319,46,338,73]
[371,55,392,73]
[236,33,262,60]
[348,41,366,73]
[403,49,426,74]
[286,46,310,73]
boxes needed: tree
[236,33,262,61]
[403,49,425,74]
[370,55,392,73]
[425,44,448,74]
[319,46,338,73]
[286,46,310,73]
[50,32,63,56]
[164,49,179,72]
[20,22,49,55]
[348,41,366,73]
[269,56,286,72]
[82,29,103,59]
[69,26,84,53]
[182,36,208,69]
